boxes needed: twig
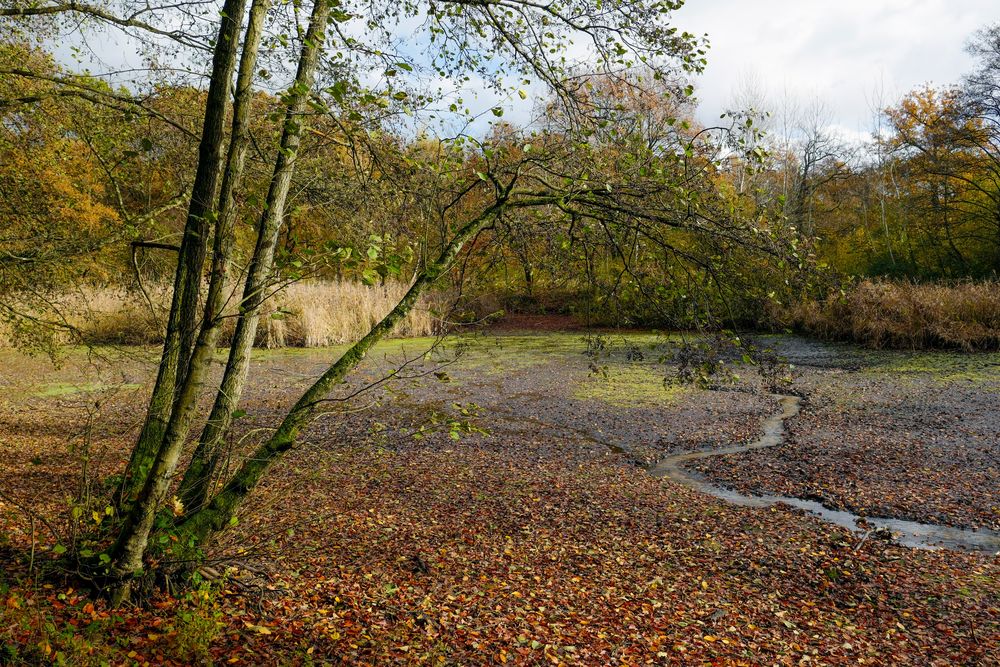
[29,515,36,580]
[853,529,873,553]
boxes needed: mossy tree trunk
[108,0,333,605]
[120,0,248,503]
[175,195,515,544]
[176,0,329,514]
[106,0,305,604]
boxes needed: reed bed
[0,280,442,348]
[784,280,1000,351]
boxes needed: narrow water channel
[648,394,1000,553]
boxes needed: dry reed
[0,280,442,349]
[783,280,1000,351]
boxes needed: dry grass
[783,280,1000,351]
[249,280,441,348]
[0,280,443,349]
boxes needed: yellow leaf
[244,622,272,635]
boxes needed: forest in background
[3,21,999,353]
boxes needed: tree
[885,86,998,276]
[963,22,1000,267]
[3,0,794,604]
[0,42,191,351]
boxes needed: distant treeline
[3,24,1000,349]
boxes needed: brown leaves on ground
[0,336,998,665]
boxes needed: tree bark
[111,0,261,604]
[120,0,248,503]
[177,0,331,514]
[108,0,331,604]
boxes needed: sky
[435,0,1000,138]
[47,0,999,139]
[671,0,998,138]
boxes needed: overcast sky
[672,0,997,137]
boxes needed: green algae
[572,363,688,407]
[33,382,141,397]
[863,351,1000,386]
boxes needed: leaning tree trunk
[176,197,513,545]
[170,0,273,516]
[176,0,331,514]
[107,0,331,605]
[120,0,248,503]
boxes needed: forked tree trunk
[177,0,331,514]
[107,0,331,606]
[168,0,274,516]
[121,0,248,503]
[176,197,512,544]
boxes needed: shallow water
[648,394,1000,553]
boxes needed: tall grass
[783,280,1000,351]
[0,280,443,349]
[250,280,440,347]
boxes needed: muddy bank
[692,336,1000,533]
[651,394,1000,552]
[5,332,996,541]
[322,332,1000,547]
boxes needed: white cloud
[673,0,996,134]
[41,0,997,140]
